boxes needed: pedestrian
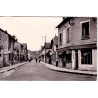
[35,58,37,63]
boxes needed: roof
[0,28,16,41]
[41,43,51,52]
[41,46,44,50]
[45,43,51,49]
[21,43,27,49]
[50,36,58,48]
[56,17,73,28]
[0,28,10,36]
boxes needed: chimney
[62,17,66,20]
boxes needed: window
[8,39,11,49]
[81,49,92,64]
[82,21,90,39]
[66,28,70,43]
[59,33,62,45]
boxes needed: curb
[41,62,97,76]
[0,61,29,73]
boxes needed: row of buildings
[39,17,97,71]
[0,28,28,68]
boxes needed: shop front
[71,44,97,71]
[58,48,72,68]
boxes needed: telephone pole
[45,36,46,63]
[42,36,46,63]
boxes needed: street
[0,60,97,81]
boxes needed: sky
[0,17,62,51]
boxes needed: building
[40,43,51,63]
[21,43,28,61]
[8,34,16,65]
[0,28,28,68]
[50,35,58,65]
[0,28,16,67]
[0,29,9,67]
[14,41,23,63]
[56,17,97,71]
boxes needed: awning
[57,44,97,52]
[69,44,97,49]
[57,47,69,52]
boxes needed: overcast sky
[0,17,62,51]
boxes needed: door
[75,50,78,69]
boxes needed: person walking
[35,58,37,63]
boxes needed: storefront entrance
[75,50,78,69]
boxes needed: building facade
[21,43,28,61]
[0,29,16,67]
[14,42,23,63]
[0,29,9,67]
[8,34,16,65]
[56,17,97,71]
[40,43,52,64]
[0,28,28,68]
[50,36,58,66]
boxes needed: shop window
[81,49,92,64]
[81,21,90,40]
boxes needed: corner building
[56,17,97,71]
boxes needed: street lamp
[42,36,46,63]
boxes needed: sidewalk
[41,62,97,76]
[0,61,29,73]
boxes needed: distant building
[14,42,23,63]
[50,35,58,65]
[27,50,34,60]
[40,43,52,63]
[56,17,97,71]
[21,43,28,61]
[8,34,16,65]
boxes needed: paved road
[0,61,97,81]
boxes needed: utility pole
[42,36,46,63]
[44,36,46,63]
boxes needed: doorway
[75,50,78,69]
